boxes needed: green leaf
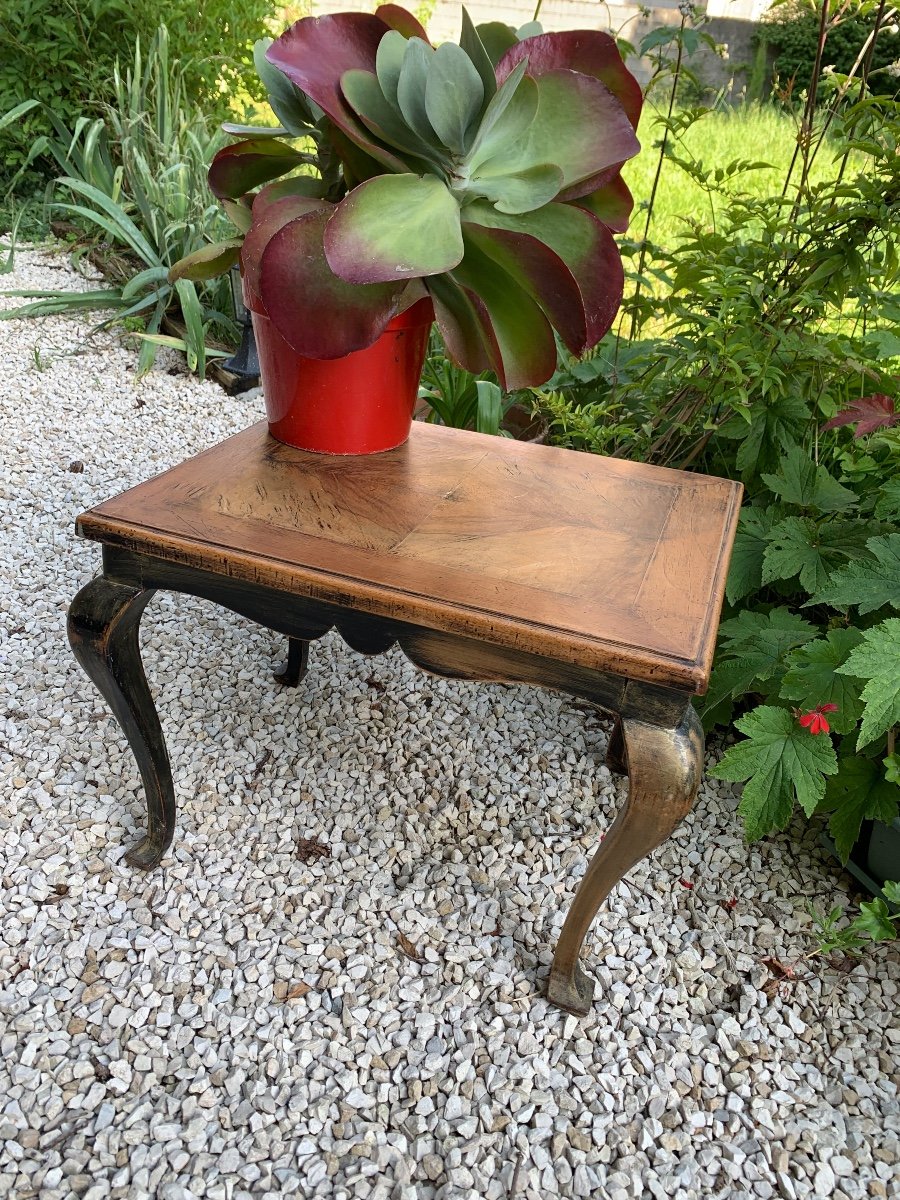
[725,506,778,605]
[424,42,484,155]
[207,140,308,201]
[342,69,444,162]
[253,37,316,135]
[397,38,438,144]
[475,22,519,66]
[838,619,900,748]
[696,656,764,733]
[459,7,498,108]
[466,163,564,214]
[761,447,858,513]
[465,64,535,173]
[780,629,865,735]
[874,479,900,522]
[813,534,900,614]
[324,175,464,283]
[475,380,502,435]
[721,394,810,478]
[883,881,900,905]
[710,705,839,841]
[855,899,897,941]
[0,99,40,133]
[717,608,819,682]
[822,757,900,861]
[762,516,876,595]
[375,29,409,111]
[167,240,242,284]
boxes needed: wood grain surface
[77,422,742,690]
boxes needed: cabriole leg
[67,575,174,869]
[275,636,309,687]
[548,706,703,1016]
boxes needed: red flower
[797,703,839,735]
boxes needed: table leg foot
[274,637,309,687]
[548,706,703,1015]
[67,575,174,868]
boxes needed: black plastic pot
[821,815,900,907]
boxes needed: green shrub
[0,0,274,189]
[764,0,900,99]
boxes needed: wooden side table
[68,422,741,1015]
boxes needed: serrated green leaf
[780,629,865,735]
[696,657,761,733]
[761,447,858,514]
[720,394,809,478]
[710,705,838,841]
[874,479,900,522]
[837,618,900,748]
[855,898,896,941]
[813,534,900,614]
[717,608,818,679]
[822,757,900,860]
[762,516,877,595]
[883,881,900,904]
[725,506,778,605]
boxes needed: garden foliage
[0,0,273,189]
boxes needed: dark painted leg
[548,706,703,1015]
[274,637,309,687]
[605,717,628,776]
[67,575,174,869]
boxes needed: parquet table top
[77,421,742,690]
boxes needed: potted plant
[172,6,642,454]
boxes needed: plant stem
[532,0,543,21]
[628,13,687,341]
[782,0,831,207]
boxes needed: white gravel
[1,244,898,1200]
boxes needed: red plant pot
[247,290,433,455]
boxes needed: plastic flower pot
[247,290,433,455]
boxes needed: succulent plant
[172,7,642,390]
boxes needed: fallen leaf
[296,838,330,863]
[285,982,311,1000]
[823,393,899,437]
[366,676,387,693]
[68,460,85,473]
[397,932,425,963]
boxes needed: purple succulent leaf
[473,70,640,195]
[460,217,587,354]
[265,14,406,172]
[426,275,496,375]
[447,233,558,389]
[259,208,408,358]
[462,199,624,347]
[242,194,330,304]
[496,30,643,131]
[374,4,430,41]
[568,173,635,232]
[207,139,308,200]
[324,174,464,284]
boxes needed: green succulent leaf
[476,22,520,66]
[376,29,411,111]
[325,175,464,284]
[761,447,858,513]
[779,629,865,735]
[260,208,407,358]
[167,239,242,284]
[427,274,495,375]
[424,42,485,154]
[709,705,839,841]
[342,69,444,163]
[837,619,900,749]
[221,122,290,139]
[465,65,536,173]
[253,38,316,135]
[465,164,563,214]
[822,757,899,862]
[812,534,900,614]
[397,38,438,144]
[459,8,498,108]
[222,199,254,234]
[572,175,635,233]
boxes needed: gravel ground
[1,245,898,1200]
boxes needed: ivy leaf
[837,619,900,748]
[823,393,900,438]
[761,447,858,514]
[821,757,900,861]
[762,517,878,595]
[710,705,839,841]
[855,898,897,941]
[780,628,865,735]
[874,479,900,522]
[726,506,778,604]
[812,534,900,614]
